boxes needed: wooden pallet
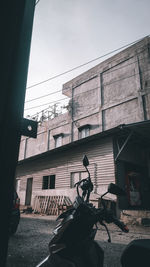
[33,195,72,215]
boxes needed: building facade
[16,37,150,213]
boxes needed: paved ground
[6,213,150,267]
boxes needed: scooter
[36,155,129,267]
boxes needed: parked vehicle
[121,238,150,267]
[36,155,129,267]
[9,190,20,235]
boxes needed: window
[53,134,63,148]
[42,176,49,189]
[70,172,87,188]
[42,175,56,189]
[78,125,90,139]
[55,135,62,147]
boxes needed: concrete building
[16,37,150,215]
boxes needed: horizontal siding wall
[17,136,115,205]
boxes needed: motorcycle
[36,155,129,267]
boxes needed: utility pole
[0,1,36,266]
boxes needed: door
[126,171,141,207]
[25,178,33,206]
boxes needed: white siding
[17,137,115,206]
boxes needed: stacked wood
[33,195,72,215]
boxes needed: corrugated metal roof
[119,120,150,140]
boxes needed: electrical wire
[22,84,150,139]
[24,67,150,111]
[26,35,150,90]
[22,79,150,139]
[25,97,68,111]
[25,103,66,120]
[25,89,62,103]
[25,49,148,104]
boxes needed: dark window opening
[49,175,55,189]
[42,175,56,190]
[117,160,150,210]
[42,176,49,189]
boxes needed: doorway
[25,178,33,206]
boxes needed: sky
[24,0,150,118]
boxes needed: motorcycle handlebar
[97,208,129,233]
[111,216,129,233]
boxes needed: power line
[24,97,68,111]
[24,83,150,131]
[24,66,150,111]
[25,51,148,104]
[25,89,62,103]
[22,89,150,139]
[25,104,65,119]
[26,35,150,90]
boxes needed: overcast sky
[24,0,150,117]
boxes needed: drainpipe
[71,86,74,142]
[137,55,147,120]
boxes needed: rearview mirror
[108,183,126,196]
[83,155,89,167]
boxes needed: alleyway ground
[7,214,150,267]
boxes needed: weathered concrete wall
[138,46,150,120]
[101,57,143,129]
[26,131,48,158]
[63,37,150,131]
[72,76,100,120]
[63,37,150,95]
[19,106,102,160]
